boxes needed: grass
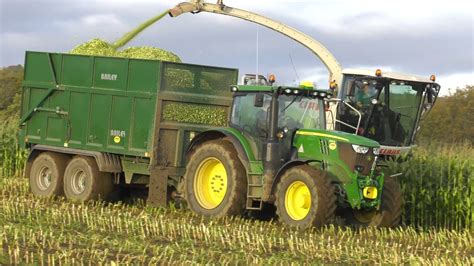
[1,175,473,264]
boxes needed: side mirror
[427,87,434,104]
[254,93,264,107]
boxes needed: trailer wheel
[185,140,247,217]
[275,165,336,229]
[345,177,402,227]
[63,156,113,201]
[29,152,68,197]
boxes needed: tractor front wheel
[345,177,402,227]
[275,165,336,229]
[184,140,247,217]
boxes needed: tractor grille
[338,143,375,176]
[320,139,329,155]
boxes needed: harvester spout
[168,0,343,91]
[169,2,201,17]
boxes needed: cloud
[437,72,474,95]
[81,14,123,27]
[0,0,472,90]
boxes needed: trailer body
[20,51,238,200]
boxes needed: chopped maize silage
[162,103,228,127]
[69,38,181,62]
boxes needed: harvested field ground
[1,175,472,264]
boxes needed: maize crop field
[0,174,473,265]
[1,115,473,264]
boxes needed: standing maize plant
[0,120,27,178]
[387,144,473,230]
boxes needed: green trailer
[20,51,237,205]
[21,51,402,228]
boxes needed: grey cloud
[1,0,472,86]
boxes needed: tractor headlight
[352,144,369,154]
[373,147,380,155]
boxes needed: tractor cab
[229,83,330,161]
[335,69,440,156]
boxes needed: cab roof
[342,68,436,84]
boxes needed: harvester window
[386,84,421,144]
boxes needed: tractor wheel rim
[194,157,228,209]
[37,166,52,191]
[285,181,311,221]
[71,169,87,194]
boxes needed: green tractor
[183,83,401,228]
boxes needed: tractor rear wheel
[345,177,402,227]
[29,152,68,197]
[63,156,113,201]
[184,140,247,217]
[275,165,336,229]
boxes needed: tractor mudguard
[269,159,321,197]
[185,128,258,172]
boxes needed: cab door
[229,93,272,160]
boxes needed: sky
[1,0,473,94]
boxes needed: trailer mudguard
[25,145,122,177]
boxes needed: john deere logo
[328,140,337,150]
[367,156,373,161]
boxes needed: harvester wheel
[345,177,402,227]
[275,165,336,229]
[29,152,68,197]
[63,156,113,201]
[184,140,247,217]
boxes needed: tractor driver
[255,97,271,137]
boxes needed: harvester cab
[334,69,441,156]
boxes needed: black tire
[275,165,337,229]
[184,140,247,217]
[29,152,69,197]
[344,177,402,227]
[63,156,113,201]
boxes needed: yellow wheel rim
[285,181,311,221]
[194,157,228,209]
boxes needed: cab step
[246,174,264,210]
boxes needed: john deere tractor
[184,83,402,228]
